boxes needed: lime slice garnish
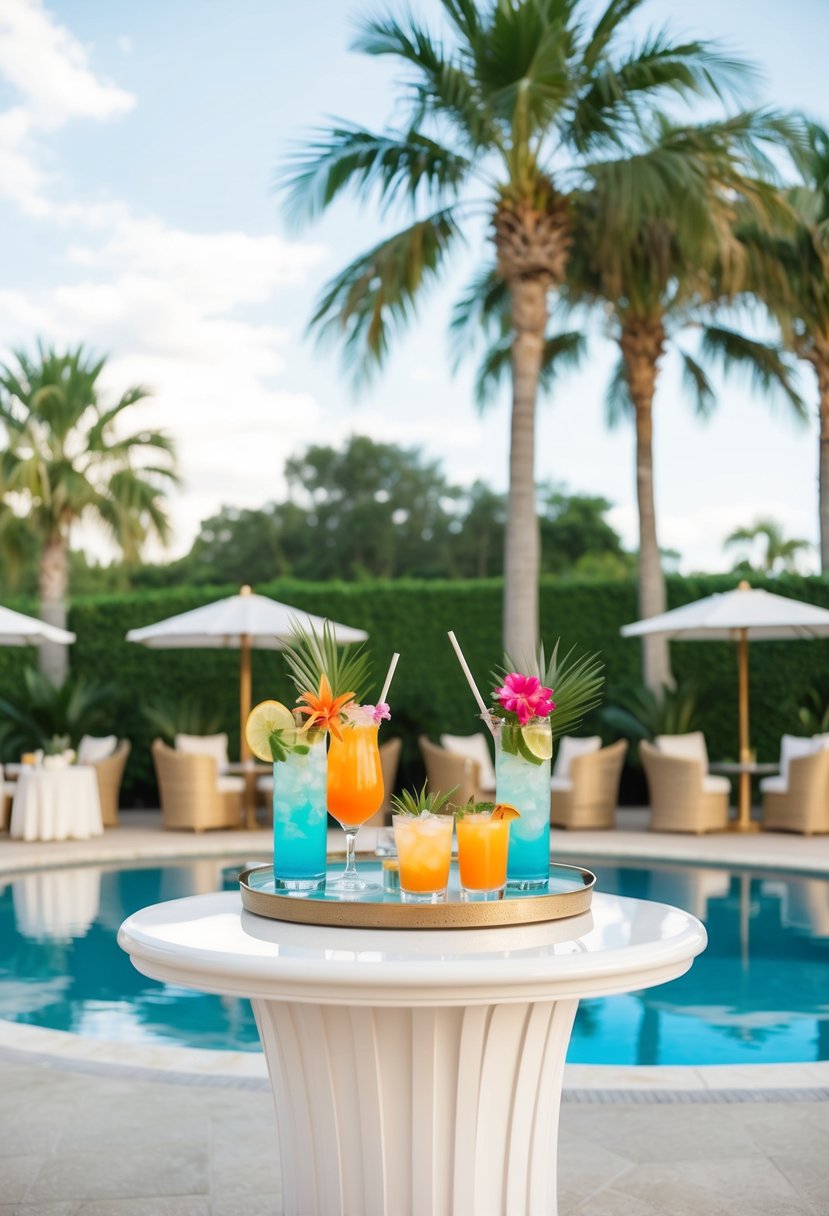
[245,700,297,762]
[519,722,552,763]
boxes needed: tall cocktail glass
[326,721,383,894]
[495,718,552,890]
[272,733,328,893]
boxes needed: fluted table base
[253,996,578,1216]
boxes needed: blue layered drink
[273,735,328,892]
[495,719,552,889]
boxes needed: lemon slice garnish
[245,700,297,762]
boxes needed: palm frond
[582,0,646,72]
[604,354,632,428]
[700,325,807,420]
[390,782,456,816]
[282,618,372,703]
[310,209,463,380]
[280,124,471,227]
[679,350,717,418]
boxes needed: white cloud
[0,0,135,215]
[0,0,134,127]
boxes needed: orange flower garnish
[296,674,355,741]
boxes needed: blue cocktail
[495,720,552,889]
[273,736,328,892]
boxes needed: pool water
[0,857,827,1065]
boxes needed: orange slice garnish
[490,803,520,821]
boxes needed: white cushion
[216,774,244,794]
[77,734,117,765]
[550,776,573,793]
[175,732,229,774]
[553,736,601,779]
[655,732,709,766]
[440,733,496,791]
[812,733,829,751]
[256,775,274,794]
[760,775,787,794]
[779,734,818,782]
[703,775,730,795]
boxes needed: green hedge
[4,573,829,806]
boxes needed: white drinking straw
[379,652,400,705]
[447,631,495,737]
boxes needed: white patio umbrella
[0,604,75,646]
[621,581,829,828]
[126,586,368,825]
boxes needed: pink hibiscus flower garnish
[494,672,555,726]
[372,702,391,724]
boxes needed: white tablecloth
[10,767,103,842]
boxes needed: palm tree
[724,517,812,574]
[280,0,750,659]
[0,343,178,682]
[454,112,803,688]
[742,123,829,569]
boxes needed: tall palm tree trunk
[38,533,70,685]
[810,336,829,572]
[620,319,673,693]
[504,276,547,661]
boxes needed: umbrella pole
[733,628,758,833]
[240,633,256,830]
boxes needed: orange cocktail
[392,813,454,903]
[456,810,512,901]
[327,722,384,827]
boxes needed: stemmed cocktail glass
[326,719,384,894]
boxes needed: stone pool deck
[0,808,827,1214]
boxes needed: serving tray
[239,861,595,929]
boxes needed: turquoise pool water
[0,857,827,1065]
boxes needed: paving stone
[600,1157,812,1216]
[75,1200,209,1215]
[210,1196,281,1216]
[770,1152,829,1215]
[0,1156,46,1203]
[27,1145,208,1203]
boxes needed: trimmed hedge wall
[4,573,829,806]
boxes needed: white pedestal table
[9,765,103,842]
[119,889,706,1216]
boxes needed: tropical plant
[741,122,829,569]
[0,667,115,754]
[797,687,829,735]
[280,0,751,659]
[140,694,226,746]
[455,110,803,689]
[599,679,702,759]
[390,782,455,816]
[282,620,373,705]
[724,517,813,574]
[0,343,178,682]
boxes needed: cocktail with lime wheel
[246,699,327,893]
[455,802,519,901]
[495,716,553,889]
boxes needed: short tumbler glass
[455,811,511,902]
[392,813,454,904]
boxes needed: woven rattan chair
[550,739,628,829]
[87,740,131,827]
[1,763,13,832]
[761,747,829,835]
[152,738,243,832]
[419,735,484,805]
[640,740,729,834]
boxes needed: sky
[0,0,827,575]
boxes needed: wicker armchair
[640,740,729,834]
[419,735,484,805]
[761,747,829,835]
[550,740,628,830]
[87,740,131,827]
[1,763,13,832]
[152,738,243,832]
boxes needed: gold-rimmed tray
[239,861,595,929]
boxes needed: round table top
[119,891,707,1007]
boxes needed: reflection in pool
[0,857,827,1065]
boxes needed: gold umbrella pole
[239,631,257,829]
[733,627,758,832]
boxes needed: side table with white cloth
[10,766,103,842]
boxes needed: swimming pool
[1,857,827,1065]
